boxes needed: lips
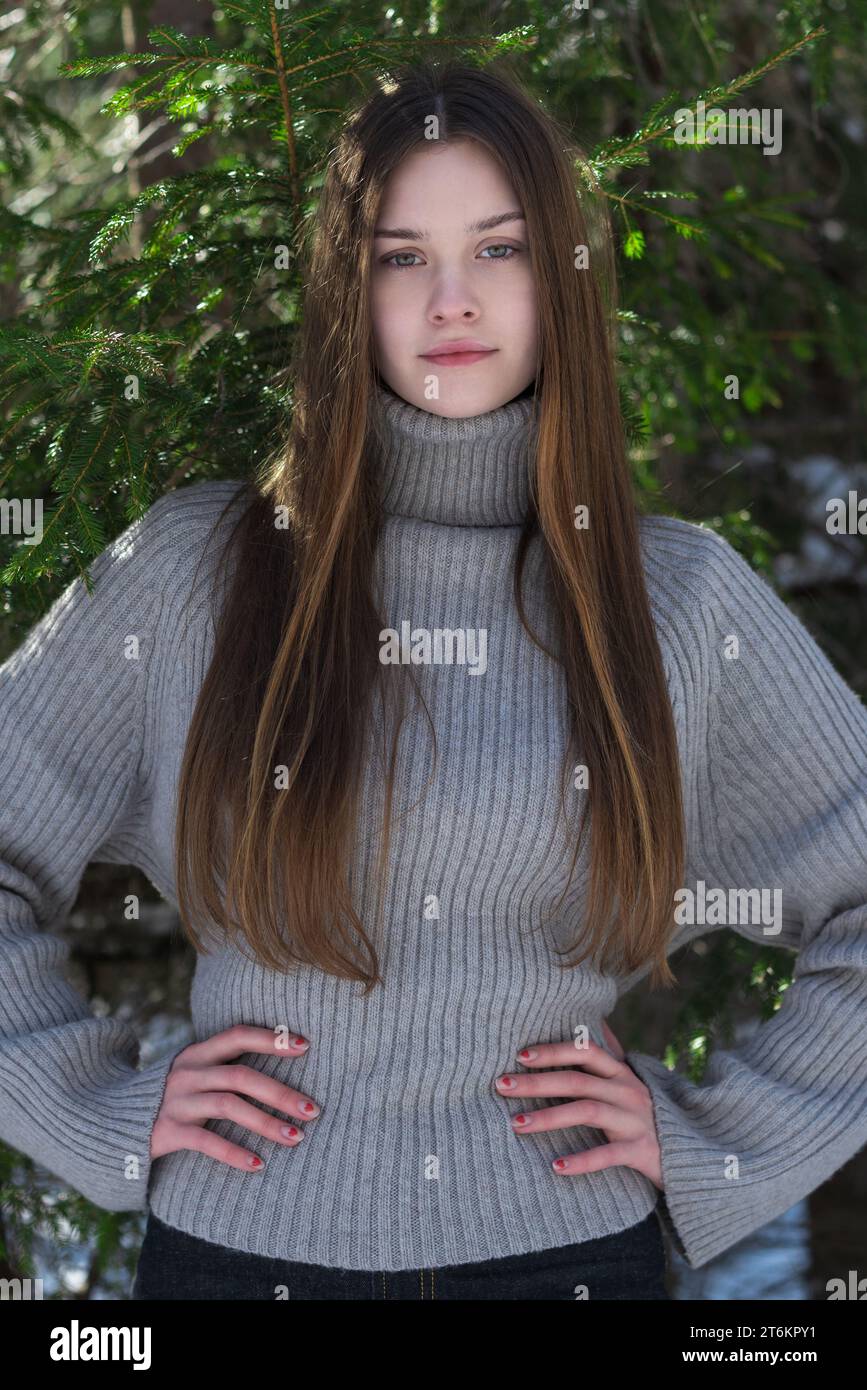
[419,341,498,367]
[420,339,494,355]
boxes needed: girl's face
[370,138,538,417]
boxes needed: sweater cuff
[624,1047,761,1269]
[0,1037,181,1212]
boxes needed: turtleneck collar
[368,382,538,527]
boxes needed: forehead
[376,141,520,223]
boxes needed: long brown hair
[174,57,684,993]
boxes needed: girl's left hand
[495,1019,664,1190]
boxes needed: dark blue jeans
[131,1208,670,1300]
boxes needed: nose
[427,270,481,326]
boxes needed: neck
[368,382,537,527]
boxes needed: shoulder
[78,478,252,614]
[125,480,256,642]
[633,513,802,699]
[23,479,253,659]
[637,511,746,584]
[635,514,863,722]
[636,512,773,623]
[0,480,252,699]
[110,479,250,576]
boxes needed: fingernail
[293,1036,309,1048]
[281,1125,300,1139]
[497,1075,516,1089]
[518,1048,537,1061]
[250,1155,264,1168]
[300,1101,319,1115]
[553,1158,568,1171]
[512,1113,529,1127]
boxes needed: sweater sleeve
[624,527,867,1269]
[0,493,190,1212]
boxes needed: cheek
[508,275,539,348]
[515,265,539,318]
[490,261,536,317]
[514,273,536,333]
[370,278,413,343]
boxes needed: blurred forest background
[0,0,865,1299]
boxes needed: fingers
[514,1037,625,1078]
[600,1018,625,1060]
[173,1123,278,1172]
[511,1098,631,1138]
[173,1090,308,1148]
[185,1063,320,1124]
[552,1141,637,1175]
[496,1068,624,1103]
[180,1023,310,1067]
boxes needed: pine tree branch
[592,26,827,165]
[267,0,299,221]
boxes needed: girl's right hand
[149,1024,319,1170]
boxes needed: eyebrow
[372,211,526,240]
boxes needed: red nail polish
[553,1158,567,1171]
[250,1156,263,1168]
[513,1114,527,1125]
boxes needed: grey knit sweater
[2,383,867,1273]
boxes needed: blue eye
[480,244,519,261]
[382,251,423,271]
[379,244,522,271]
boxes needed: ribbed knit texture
[1,382,867,1271]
